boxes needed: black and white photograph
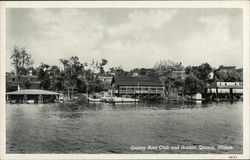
[0,1,249,160]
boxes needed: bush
[59,94,88,109]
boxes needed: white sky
[6,8,243,72]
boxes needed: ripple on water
[6,101,243,153]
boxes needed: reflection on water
[6,101,243,154]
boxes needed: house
[98,76,113,83]
[111,76,165,96]
[217,65,236,73]
[6,74,40,92]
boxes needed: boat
[101,96,112,102]
[109,97,139,103]
[27,100,35,104]
[87,97,102,103]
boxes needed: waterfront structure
[6,89,60,104]
[206,82,243,100]
[111,76,165,96]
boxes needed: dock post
[216,88,218,102]
[23,95,27,103]
[38,95,43,104]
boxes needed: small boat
[88,97,102,103]
[109,97,139,103]
[101,96,112,102]
[10,100,17,104]
[27,100,35,104]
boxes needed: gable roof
[6,89,60,95]
[113,76,163,86]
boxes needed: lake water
[6,101,243,154]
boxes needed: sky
[6,8,243,72]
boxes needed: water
[6,101,243,154]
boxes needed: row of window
[218,83,239,86]
[119,87,164,91]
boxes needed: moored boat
[88,97,102,103]
[109,97,139,103]
[27,100,35,104]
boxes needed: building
[217,65,236,73]
[206,81,243,100]
[170,70,186,79]
[98,76,113,83]
[111,76,165,96]
[6,89,60,104]
[6,74,40,92]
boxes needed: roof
[207,84,243,89]
[236,68,243,72]
[9,75,38,78]
[219,65,236,70]
[113,76,163,86]
[171,70,185,73]
[6,89,60,95]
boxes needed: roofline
[117,84,164,87]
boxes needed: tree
[185,66,198,75]
[60,56,85,98]
[184,75,205,95]
[215,69,240,82]
[10,46,33,75]
[49,65,63,91]
[154,59,184,76]
[185,63,212,87]
[37,63,51,90]
[109,66,128,77]
[196,63,212,84]
[99,59,108,74]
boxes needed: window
[12,78,15,82]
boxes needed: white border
[0,1,249,160]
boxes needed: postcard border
[0,1,249,160]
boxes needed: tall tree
[99,59,108,74]
[196,63,212,84]
[60,56,85,98]
[10,46,33,75]
[109,66,128,77]
[154,59,184,76]
[37,63,51,90]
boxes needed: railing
[119,86,164,94]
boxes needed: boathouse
[111,76,165,96]
[6,89,60,104]
[206,82,243,100]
